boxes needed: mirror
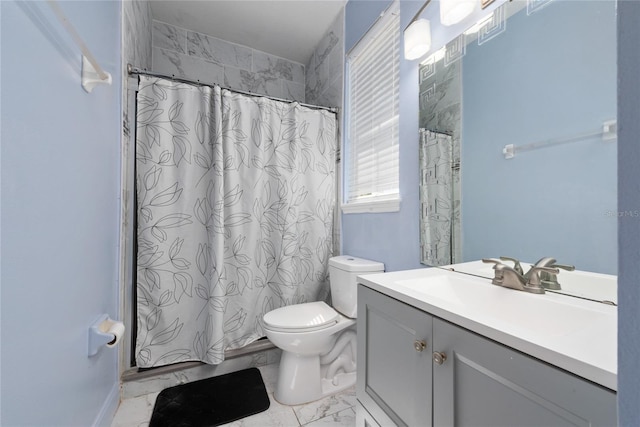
[418,0,617,297]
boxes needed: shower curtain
[135,76,336,367]
[419,129,455,266]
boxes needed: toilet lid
[263,301,339,331]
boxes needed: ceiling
[150,0,347,65]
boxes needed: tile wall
[152,21,306,103]
[305,9,344,109]
[121,0,153,371]
[304,9,345,256]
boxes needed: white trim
[345,1,400,208]
[91,382,120,427]
[341,197,401,214]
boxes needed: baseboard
[92,382,120,427]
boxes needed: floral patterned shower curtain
[419,129,455,266]
[135,76,336,367]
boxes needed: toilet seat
[263,301,339,333]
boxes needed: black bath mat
[149,367,270,427]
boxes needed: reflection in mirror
[419,129,461,266]
[419,0,617,285]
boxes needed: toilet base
[274,352,356,406]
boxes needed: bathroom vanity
[355,268,617,427]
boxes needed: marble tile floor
[111,363,356,427]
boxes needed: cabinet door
[432,318,617,427]
[355,400,383,427]
[357,285,433,427]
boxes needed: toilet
[263,255,384,405]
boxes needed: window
[344,2,400,214]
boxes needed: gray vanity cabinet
[432,318,617,426]
[357,285,617,427]
[357,285,433,426]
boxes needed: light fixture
[403,0,433,60]
[404,19,432,60]
[440,0,476,26]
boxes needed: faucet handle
[482,258,503,267]
[550,263,575,271]
[526,266,559,292]
[539,263,575,290]
[524,257,557,279]
[499,256,524,275]
[533,257,557,267]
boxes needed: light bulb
[404,19,432,60]
[440,0,476,26]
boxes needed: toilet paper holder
[88,314,124,357]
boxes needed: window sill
[341,198,401,214]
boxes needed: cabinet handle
[433,351,447,365]
[414,340,427,352]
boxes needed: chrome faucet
[499,256,524,275]
[523,257,575,290]
[482,258,559,294]
[539,263,575,290]
[523,257,557,280]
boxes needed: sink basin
[395,274,608,338]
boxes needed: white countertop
[357,267,617,391]
[439,260,618,304]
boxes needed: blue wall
[617,0,640,424]
[344,1,640,423]
[1,1,121,425]
[462,0,617,274]
[342,0,424,272]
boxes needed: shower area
[120,0,345,391]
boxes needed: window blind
[345,2,400,211]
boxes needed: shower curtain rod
[127,64,338,114]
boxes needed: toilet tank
[329,255,385,318]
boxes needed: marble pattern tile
[149,17,306,103]
[123,0,152,70]
[314,9,343,69]
[266,348,282,365]
[153,47,224,86]
[435,102,461,134]
[111,391,159,427]
[221,393,300,427]
[314,31,339,68]
[253,51,305,84]
[224,66,283,99]
[327,42,343,86]
[305,9,343,109]
[187,31,252,71]
[420,77,461,129]
[122,3,152,360]
[305,408,356,427]
[306,52,318,86]
[122,353,268,399]
[292,386,356,425]
[112,364,357,427]
[314,75,342,110]
[311,58,330,101]
[257,363,279,394]
[152,20,186,54]
[283,80,306,103]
